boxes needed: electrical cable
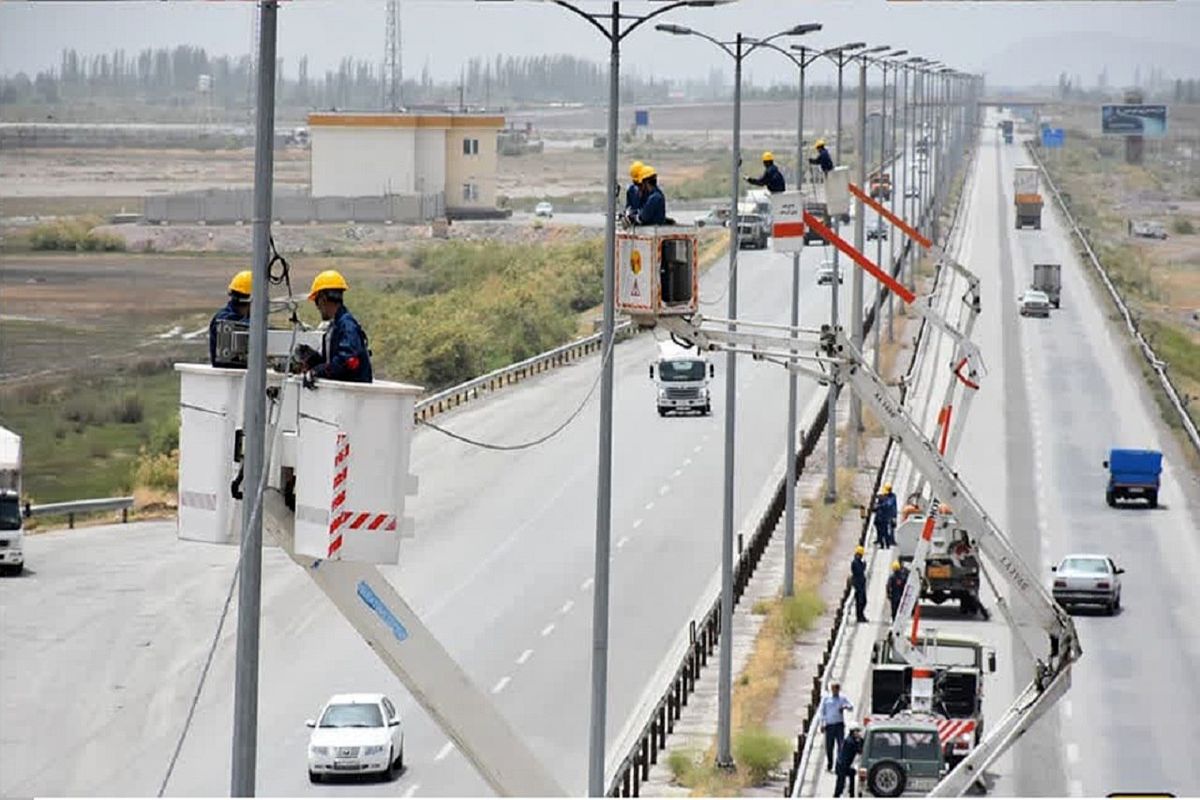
[416,328,617,452]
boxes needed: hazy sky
[2,0,1199,89]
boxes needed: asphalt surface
[1,224,866,796]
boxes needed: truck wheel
[1106,491,1116,507]
[868,760,907,798]
[657,407,667,417]
[1147,491,1158,509]
[1034,220,1042,230]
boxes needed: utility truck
[649,341,714,416]
[0,426,24,575]
[894,510,987,618]
[1013,166,1043,230]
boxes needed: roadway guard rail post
[1028,144,1200,456]
[25,497,136,529]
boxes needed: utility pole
[231,1,277,795]
[847,54,868,467]
[826,55,846,504]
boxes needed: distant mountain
[981,31,1200,89]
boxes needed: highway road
[820,114,1200,798]
[0,217,870,796]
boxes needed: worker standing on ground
[634,166,673,226]
[745,151,786,193]
[625,160,645,218]
[209,270,252,367]
[820,681,854,773]
[295,270,373,383]
[851,545,868,623]
[833,723,865,797]
[887,561,909,621]
[809,139,834,176]
[872,483,898,548]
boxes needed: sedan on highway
[534,201,554,218]
[817,260,843,286]
[1052,554,1124,615]
[1017,289,1051,318]
[307,693,404,783]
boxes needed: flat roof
[308,112,505,130]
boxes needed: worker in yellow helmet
[809,138,834,175]
[209,270,253,367]
[745,150,786,193]
[625,160,645,218]
[887,559,909,621]
[851,544,868,623]
[295,270,373,383]
[633,165,672,226]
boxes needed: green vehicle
[858,720,945,797]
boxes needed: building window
[462,138,479,156]
[462,183,479,202]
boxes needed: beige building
[307,112,504,216]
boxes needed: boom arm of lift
[659,316,1080,798]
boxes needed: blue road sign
[1042,128,1065,149]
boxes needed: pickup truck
[1104,448,1162,508]
[736,214,769,250]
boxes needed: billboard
[1101,105,1167,138]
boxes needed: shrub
[113,393,144,424]
[1171,218,1195,235]
[733,727,791,785]
[782,590,826,637]
[29,216,125,252]
[131,448,179,492]
[666,750,697,785]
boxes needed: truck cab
[1103,448,1162,507]
[650,343,713,417]
[0,426,24,576]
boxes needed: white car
[534,201,554,218]
[307,693,404,782]
[904,187,920,199]
[1017,289,1051,318]
[817,260,843,286]
[1052,554,1124,614]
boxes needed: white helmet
[848,722,864,734]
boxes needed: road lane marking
[1066,742,1079,765]
[581,577,594,591]
[632,518,644,529]
[673,468,683,478]
[1063,700,1072,719]
[491,676,511,694]
[403,784,421,798]
[560,600,574,614]
[541,623,556,637]
[1069,780,1083,796]
[659,484,670,496]
[683,458,692,466]
[645,501,655,511]
[435,742,454,761]
[516,649,533,665]
[617,536,630,549]
[694,445,703,453]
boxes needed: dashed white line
[672,468,683,478]
[491,676,511,694]
[541,623,556,637]
[683,457,693,466]
[632,518,644,529]
[560,600,574,614]
[645,501,655,511]
[581,577,594,592]
[1066,742,1079,765]
[659,484,670,496]
[1063,700,1073,719]
[1068,780,1083,797]
[617,536,630,549]
[403,784,421,798]
[516,648,534,665]
[435,742,454,761]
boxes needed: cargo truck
[1032,263,1061,308]
[1104,448,1162,508]
[0,426,24,575]
[1013,166,1043,230]
[1000,120,1013,144]
[650,342,713,416]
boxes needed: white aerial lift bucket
[616,226,698,326]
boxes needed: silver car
[1018,289,1051,318]
[1052,554,1124,614]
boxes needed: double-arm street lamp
[654,20,821,769]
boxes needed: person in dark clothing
[809,139,835,175]
[851,546,868,623]
[634,166,672,226]
[746,151,786,193]
[872,483,898,548]
[295,269,373,383]
[887,561,910,621]
[209,270,252,366]
[833,724,864,797]
[625,160,644,217]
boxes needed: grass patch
[733,728,793,785]
[1172,218,1196,236]
[28,216,125,252]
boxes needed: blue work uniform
[636,186,667,226]
[748,162,786,193]
[851,555,868,622]
[208,300,247,366]
[809,147,834,174]
[874,491,898,547]
[625,183,642,215]
[312,306,373,383]
[834,733,864,797]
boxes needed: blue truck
[1103,448,1163,508]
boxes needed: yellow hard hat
[855,545,865,556]
[308,269,350,301]
[762,151,774,162]
[882,483,892,493]
[639,164,657,181]
[891,561,901,571]
[228,270,253,297]
[630,160,645,180]
[814,138,827,150]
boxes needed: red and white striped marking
[863,715,976,745]
[327,431,398,559]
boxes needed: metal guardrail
[413,321,632,421]
[1029,145,1200,456]
[26,496,135,528]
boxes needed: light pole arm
[545,0,612,40]
[619,0,714,41]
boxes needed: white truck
[649,341,714,416]
[0,426,25,575]
[1013,166,1043,230]
[1032,263,1062,309]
